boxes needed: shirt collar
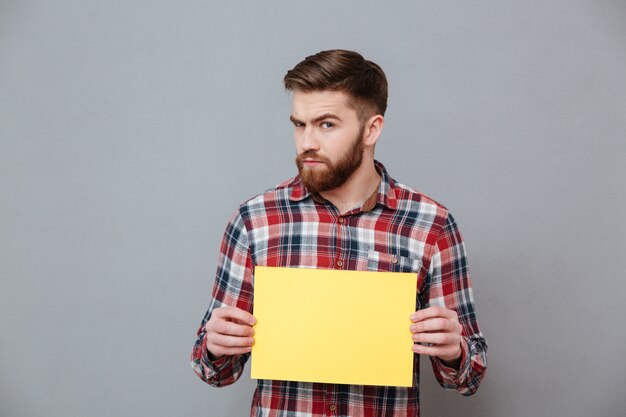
[289,160,398,212]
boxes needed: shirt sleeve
[424,211,488,395]
[191,208,254,387]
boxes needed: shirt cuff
[434,337,470,385]
[200,337,230,381]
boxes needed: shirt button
[329,404,336,411]
[336,260,343,267]
[338,217,344,223]
[390,255,398,264]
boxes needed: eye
[292,121,304,128]
[321,122,334,129]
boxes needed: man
[192,49,487,416]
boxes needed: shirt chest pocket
[366,250,421,274]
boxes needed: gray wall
[1,1,625,416]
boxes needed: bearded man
[192,49,488,417]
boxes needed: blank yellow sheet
[251,266,417,387]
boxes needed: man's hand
[204,306,256,360]
[410,306,463,367]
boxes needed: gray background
[1,1,625,416]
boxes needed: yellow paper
[251,266,417,387]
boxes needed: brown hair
[283,49,388,122]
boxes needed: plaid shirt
[192,161,487,417]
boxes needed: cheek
[328,137,349,155]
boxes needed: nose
[299,126,319,152]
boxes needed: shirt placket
[325,211,349,416]
[334,214,347,270]
[324,382,338,416]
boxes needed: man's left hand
[410,306,463,367]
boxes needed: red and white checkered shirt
[192,161,487,417]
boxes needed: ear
[363,115,384,147]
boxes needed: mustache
[296,151,328,164]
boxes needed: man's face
[291,90,365,193]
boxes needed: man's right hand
[204,306,256,360]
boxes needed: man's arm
[410,211,488,395]
[191,209,255,387]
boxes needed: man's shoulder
[391,179,451,218]
[236,176,299,211]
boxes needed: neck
[319,159,381,214]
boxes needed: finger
[410,306,458,323]
[229,318,252,326]
[205,317,254,337]
[213,306,257,325]
[410,317,457,334]
[412,342,458,358]
[207,344,253,357]
[207,333,255,349]
[412,331,459,346]
[212,319,255,337]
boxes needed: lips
[303,159,323,166]
[297,152,326,168]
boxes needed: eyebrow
[289,113,341,125]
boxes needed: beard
[295,129,365,194]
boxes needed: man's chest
[247,210,434,277]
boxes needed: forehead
[291,90,357,120]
